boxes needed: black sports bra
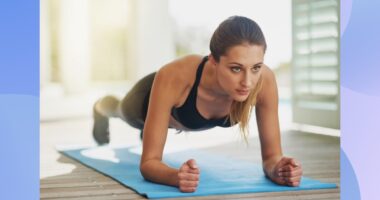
[170,56,231,129]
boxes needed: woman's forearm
[140,159,179,187]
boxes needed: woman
[93,16,303,192]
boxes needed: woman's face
[214,44,265,102]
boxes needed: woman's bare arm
[255,66,302,186]
[140,55,202,191]
[255,66,283,173]
[139,62,185,187]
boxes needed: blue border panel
[0,1,39,199]
[341,0,380,199]
[0,1,39,96]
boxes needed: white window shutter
[292,0,340,129]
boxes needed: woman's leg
[92,95,122,145]
[92,72,156,144]
[119,72,156,137]
[94,95,122,118]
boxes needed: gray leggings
[120,72,156,130]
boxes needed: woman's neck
[201,60,233,103]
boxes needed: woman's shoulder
[158,54,204,86]
[261,65,276,82]
[151,55,204,108]
[256,65,278,106]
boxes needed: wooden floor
[40,118,340,199]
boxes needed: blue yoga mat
[58,145,337,199]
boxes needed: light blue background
[341,0,380,199]
[1,0,379,199]
[0,0,39,199]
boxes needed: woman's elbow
[139,162,148,179]
[139,159,155,180]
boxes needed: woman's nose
[241,73,253,88]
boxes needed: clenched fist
[178,159,200,192]
[269,157,303,187]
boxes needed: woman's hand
[267,157,302,187]
[178,159,200,192]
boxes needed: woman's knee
[96,95,120,117]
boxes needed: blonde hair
[228,75,263,143]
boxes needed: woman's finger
[279,167,302,177]
[277,157,300,169]
[180,166,200,174]
[180,187,197,193]
[279,163,302,173]
[186,159,198,169]
[284,175,302,183]
[179,180,199,188]
[287,181,300,187]
[278,164,295,173]
[274,177,286,185]
[178,172,199,181]
[289,158,300,167]
[188,168,200,174]
[276,157,293,168]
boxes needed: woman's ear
[208,54,218,66]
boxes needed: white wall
[58,0,91,94]
[40,0,50,88]
[127,0,175,81]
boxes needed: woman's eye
[231,67,241,73]
[251,65,261,72]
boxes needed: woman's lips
[236,89,249,95]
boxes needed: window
[292,0,340,129]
